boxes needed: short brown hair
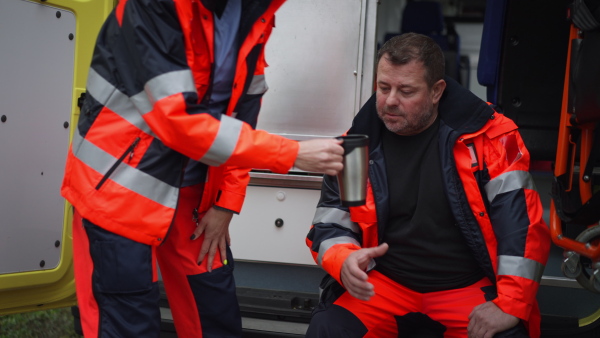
[377,33,445,88]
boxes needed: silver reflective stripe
[87,68,153,135]
[71,132,178,210]
[246,74,268,95]
[497,255,545,283]
[313,207,360,234]
[71,129,85,155]
[130,69,196,115]
[317,236,360,266]
[145,69,196,103]
[199,115,242,166]
[484,170,535,203]
[130,90,154,116]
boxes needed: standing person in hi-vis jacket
[61,0,343,337]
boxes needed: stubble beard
[377,103,436,136]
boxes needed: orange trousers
[306,270,528,338]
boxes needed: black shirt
[375,117,484,293]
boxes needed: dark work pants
[72,184,241,338]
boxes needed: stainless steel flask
[336,134,369,207]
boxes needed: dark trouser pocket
[187,247,242,338]
[83,219,161,337]
[83,219,154,293]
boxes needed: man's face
[375,56,445,136]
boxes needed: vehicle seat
[476,0,507,104]
[383,1,465,86]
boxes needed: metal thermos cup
[336,134,369,207]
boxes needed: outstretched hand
[467,301,519,338]
[295,138,344,176]
[340,243,389,301]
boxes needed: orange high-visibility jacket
[307,78,551,337]
[61,0,297,246]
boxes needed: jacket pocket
[95,137,141,190]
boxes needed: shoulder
[482,108,519,139]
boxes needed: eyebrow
[377,80,416,89]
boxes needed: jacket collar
[348,76,494,148]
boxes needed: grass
[0,307,80,338]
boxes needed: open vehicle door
[0,0,114,316]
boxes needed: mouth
[382,107,403,117]
[384,112,403,119]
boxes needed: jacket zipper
[95,137,141,190]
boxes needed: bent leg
[424,277,494,338]
[306,270,422,338]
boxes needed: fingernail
[190,234,196,240]
[223,259,228,265]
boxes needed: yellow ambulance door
[0,0,114,315]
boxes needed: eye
[378,85,390,93]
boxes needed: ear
[431,79,446,105]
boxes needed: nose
[385,89,400,106]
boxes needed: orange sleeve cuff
[492,291,533,321]
[271,138,299,174]
[321,244,361,286]
[214,189,245,214]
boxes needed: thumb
[366,243,389,258]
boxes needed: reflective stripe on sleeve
[87,68,153,135]
[317,236,360,266]
[144,69,197,104]
[497,255,544,283]
[313,207,360,234]
[199,114,242,166]
[484,170,535,203]
[130,69,196,115]
[246,74,268,95]
[71,132,178,210]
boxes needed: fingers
[191,222,206,241]
[323,139,345,176]
[206,242,216,273]
[192,222,207,263]
[347,281,374,301]
[467,302,518,338]
[192,207,233,271]
[468,304,487,338]
[366,243,389,258]
[347,273,374,300]
[341,267,374,301]
[341,250,376,301]
[196,239,230,272]
[219,237,227,267]
[323,160,344,176]
[197,238,220,272]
